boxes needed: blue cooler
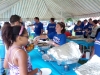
[0,40,5,75]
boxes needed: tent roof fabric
[0,0,100,20]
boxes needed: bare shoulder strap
[12,49,21,65]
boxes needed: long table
[28,47,80,75]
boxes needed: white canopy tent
[0,0,100,21]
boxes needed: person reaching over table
[74,20,83,36]
[34,17,43,36]
[2,23,41,75]
[37,22,66,46]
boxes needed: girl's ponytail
[2,22,12,49]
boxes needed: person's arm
[41,29,43,35]
[18,49,38,75]
[39,32,55,40]
[33,40,39,45]
[84,28,89,33]
[48,40,59,46]
[53,43,59,46]
[75,29,81,32]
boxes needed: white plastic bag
[47,41,82,64]
[75,55,100,75]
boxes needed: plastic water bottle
[86,52,90,59]
[64,64,69,71]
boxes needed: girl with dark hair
[37,22,66,46]
[2,23,40,75]
[0,22,11,75]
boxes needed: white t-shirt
[91,26,99,37]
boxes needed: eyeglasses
[19,22,24,25]
[22,36,29,39]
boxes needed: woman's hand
[33,40,39,45]
[48,40,54,45]
[36,69,42,75]
[33,36,40,41]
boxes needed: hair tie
[19,26,24,36]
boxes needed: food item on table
[38,42,49,47]
[67,36,77,39]
[26,43,34,52]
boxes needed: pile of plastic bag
[47,41,82,64]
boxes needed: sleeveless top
[7,46,32,75]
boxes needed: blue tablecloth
[0,40,5,58]
[67,39,94,48]
[0,40,5,74]
[28,47,80,75]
